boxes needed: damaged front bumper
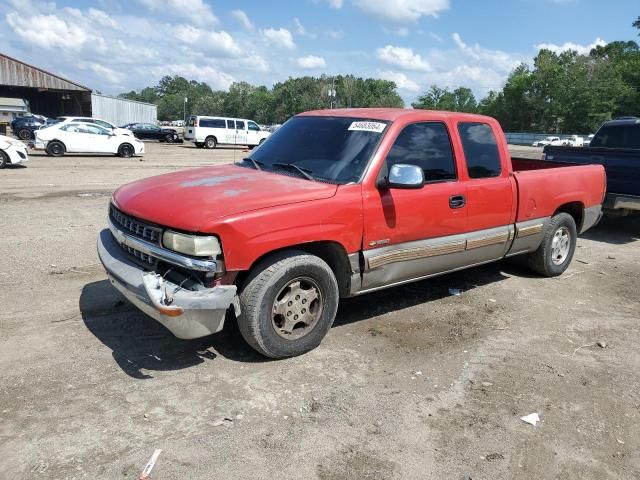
[97,229,238,339]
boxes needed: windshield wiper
[241,157,264,171]
[272,162,315,181]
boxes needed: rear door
[456,122,516,262]
[362,121,468,290]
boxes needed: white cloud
[326,30,344,40]
[535,37,606,55]
[87,8,119,29]
[376,45,432,72]
[450,33,521,72]
[429,32,443,42]
[174,25,242,57]
[79,62,125,84]
[379,70,420,92]
[138,0,217,26]
[353,0,450,23]
[297,55,327,69]
[383,27,410,37]
[322,0,344,8]
[6,12,89,50]
[231,9,253,31]
[261,27,296,49]
[294,18,306,36]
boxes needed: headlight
[162,231,221,257]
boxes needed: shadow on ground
[81,259,520,377]
[581,214,640,245]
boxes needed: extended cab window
[385,122,456,182]
[458,123,502,178]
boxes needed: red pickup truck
[98,109,605,358]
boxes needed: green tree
[634,16,640,33]
[412,86,477,112]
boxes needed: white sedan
[34,122,144,157]
[0,134,29,168]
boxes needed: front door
[362,121,468,290]
[247,121,261,146]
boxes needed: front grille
[121,244,156,266]
[110,204,162,244]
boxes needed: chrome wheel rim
[272,277,322,340]
[551,226,571,265]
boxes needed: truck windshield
[243,116,389,184]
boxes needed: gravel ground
[1,142,639,479]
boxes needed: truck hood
[112,164,338,232]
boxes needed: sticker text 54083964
[348,121,387,133]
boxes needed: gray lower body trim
[361,225,515,291]
[505,217,550,257]
[580,205,603,233]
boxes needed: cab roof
[298,108,496,124]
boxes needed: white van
[184,116,271,149]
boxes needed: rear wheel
[117,143,134,158]
[0,151,8,169]
[46,141,65,157]
[204,136,217,149]
[18,129,31,141]
[237,250,339,359]
[528,212,577,277]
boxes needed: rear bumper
[97,229,238,339]
[605,193,640,212]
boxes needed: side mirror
[382,164,425,189]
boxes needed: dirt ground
[1,142,639,480]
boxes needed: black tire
[204,136,217,149]
[18,129,32,141]
[0,151,7,169]
[164,133,173,143]
[259,138,266,145]
[46,141,65,157]
[117,143,134,158]
[195,142,204,149]
[237,250,339,359]
[528,212,577,277]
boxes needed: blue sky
[0,0,637,103]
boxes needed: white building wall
[91,94,157,126]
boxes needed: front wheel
[117,143,135,158]
[46,141,65,157]
[237,250,339,359]
[0,151,8,169]
[164,133,173,143]
[528,212,577,277]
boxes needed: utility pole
[184,96,188,123]
[328,77,336,109]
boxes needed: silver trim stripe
[516,223,544,238]
[368,240,466,269]
[466,231,510,250]
[108,218,218,272]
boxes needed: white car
[562,135,584,147]
[0,135,29,168]
[184,115,271,149]
[34,121,144,157]
[532,136,561,147]
[46,117,134,137]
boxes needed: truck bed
[544,146,640,198]
[510,156,605,224]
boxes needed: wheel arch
[553,201,584,232]
[235,241,353,298]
